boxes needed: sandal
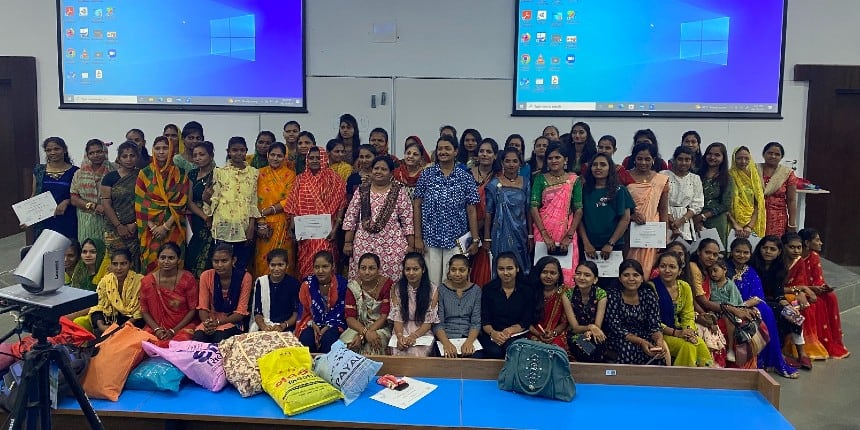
[776,368,799,379]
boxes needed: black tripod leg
[36,359,51,430]
[52,349,104,430]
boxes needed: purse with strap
[498,339,575,402]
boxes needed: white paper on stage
[692,228,725,251]
[727,230,761,250]
[585,251,624,277]
[533,242,574,269]
[370,377,437,409]
[293,214,332,240]
[436,338,483,355]
[629,222,667,248]
[12,192,57,227]
[388,334,435,348]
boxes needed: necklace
[361,278,380,295]
[156,270,179,290]
[503,173,518,183]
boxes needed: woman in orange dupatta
[530,142,582,283]
[627,143,669,274]
[781,232,829,360]
[283,147,347,279]
[135,136,189,273]
[254,142,298,278]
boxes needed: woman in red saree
[283,147,347,279]
[528,256,569,350]
[782,232,829,360]
[140,242,199,347]
[135,136,188,272]
[530,142,581,283]
[798,229,850,358]
[468,138,499,286]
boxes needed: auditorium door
[795,65,860,265]
[0,57,39,240]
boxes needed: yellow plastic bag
[258,347,343,416]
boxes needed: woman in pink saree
[530,143,582,283]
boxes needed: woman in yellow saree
[728,146,766,238]
[135,136,189,273]
[254,142,298,277]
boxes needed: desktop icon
[93,30,103,38]
[566,35,576,44]
[521,33,530,43]
[521,10,532,21]
[520,54,530,64]
[94,51,103,58]
[79,28,89,38]
[80,49,89,60]
[66,71,76,80]
[551,75,559,85]
[106,31,117,39]
[66,48,76,58]
[79,7,88,16]
[567,10,576,21]
[537,10,547,21]
[535,78,544,86]
[106,7,115,16]
[536,54,545,65]
[81,72,89,79]
[553,12,563,22]
[94,9,103,18]
[551,56,560,64]
[551,34,561,43]
[65,28,74,38]
[536,32,546,42]
[518,77,529,86]
[95,69,103,79]
[566,54,575,64]
[108,49,116,58]
[64,6,74,16]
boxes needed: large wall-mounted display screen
[57,0,305,112]
[513,0,787,118]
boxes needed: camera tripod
[2,315,104,430]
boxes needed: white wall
[2,0,859,171]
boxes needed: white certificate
[533,242,574,269]
[693,228,725,251]
[12,192,57,227]
[727,230,761,250]
[370,377,437,409]
[436,338,483,355]
[629,222,667,248]
[388,334,435,348]
[293,214,332,240]
[585,251,624,278]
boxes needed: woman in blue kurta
[484,147,530,275]
[31,137,79,240]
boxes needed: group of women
[32,117,847,376]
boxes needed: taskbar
[63,94,304,107]
[516,101,778,113]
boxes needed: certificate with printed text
[629,222,668,248]
[293,214,332,240]
[12,192,57,227]
[586,251,624,278]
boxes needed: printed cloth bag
[219,331,303,397]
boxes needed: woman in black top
[479,252,535,358]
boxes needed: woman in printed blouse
[203,136,261,272]
[561,261,607,362]
[390,252,440,357]
[693,142,734,247]
[605,259,669,365]
[295,251,349,353]
[70,138,115,243]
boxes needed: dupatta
[69,238,109,291]
[283,149,345,218]
[729,148,766,236]
[756,163,792,197]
